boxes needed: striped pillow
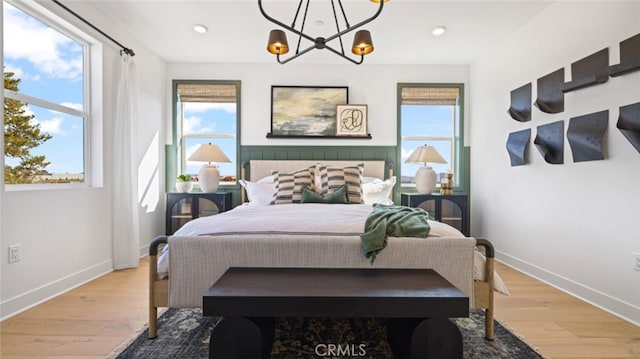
[270,166,316,204]
[315,164,329,196]
[324,164,364,204]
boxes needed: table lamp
[187,143,231,193]
[405,145,447,194]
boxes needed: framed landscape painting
[270,86,348,137]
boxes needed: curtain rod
[52,0,135,56]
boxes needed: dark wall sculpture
[506,33,640,169]
[534,69,564,114]
[534,121,564,164]
[617,102,640,154]
[562,48,609,92]
[506,129,531,166]
[609,33,640,77]
[567,110,608,162]
[508,83,532,122]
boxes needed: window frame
[3,0,100,190]
[171,79,241,191]
[397,83,467,194]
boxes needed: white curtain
[112,54,140,269]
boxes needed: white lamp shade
[414,166,437,194]
[405,145,447,166]
[188,143,231,164]
[198,165,221,193]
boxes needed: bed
[148,160,505,341]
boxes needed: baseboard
[0,259,113,321]
[497,251,640,327]
[139,243,150,258]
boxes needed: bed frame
[148,160,495,340]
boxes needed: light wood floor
[1,258,639,358]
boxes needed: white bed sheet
[158,203,508,294]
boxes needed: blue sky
[4,2,85,174]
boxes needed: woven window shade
[177,84,237,103]
[401,87,460,106]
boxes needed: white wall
[166,63,471,146]
[0,1,166,319]
[470,1,640,325]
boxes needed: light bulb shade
[405,145,447,166]
[188,143,231,164]
[267,29,289,55]
[352,30,374,56]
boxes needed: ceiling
[83,0,554,65]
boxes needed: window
[3,0,97,186]
[173,81,240,186]
[398,84,464,190]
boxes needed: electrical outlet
[634,252,640,272]
[8,244,21,263]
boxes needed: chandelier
[258,0,386,65]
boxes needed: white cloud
[4,63,42,82]
[32,117,64,135]
[183,115,215,135]
[3,64,24,80]
[4,3,83,80]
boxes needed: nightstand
[401,193,469,236]
[166,192,232,234]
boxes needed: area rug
[115,308,544,358]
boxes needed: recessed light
[193,24,208,34]
[432,26,446,36]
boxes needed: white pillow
[362,176,383,184]
[239,180,275,206]
[362,176,395,205]
[256,175,274,183]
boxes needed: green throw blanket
[360,203,431,263]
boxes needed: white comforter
[158,203,508,294]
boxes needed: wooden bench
[203,267,469,359]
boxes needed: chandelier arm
[276,44,317,64]
[258,0,316,44]
[291,0,304,28]
[295,0,311,55]
[336,0,350,28]
[324,44,364,65]
[330,0,346,55]
[324,0,384,43]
